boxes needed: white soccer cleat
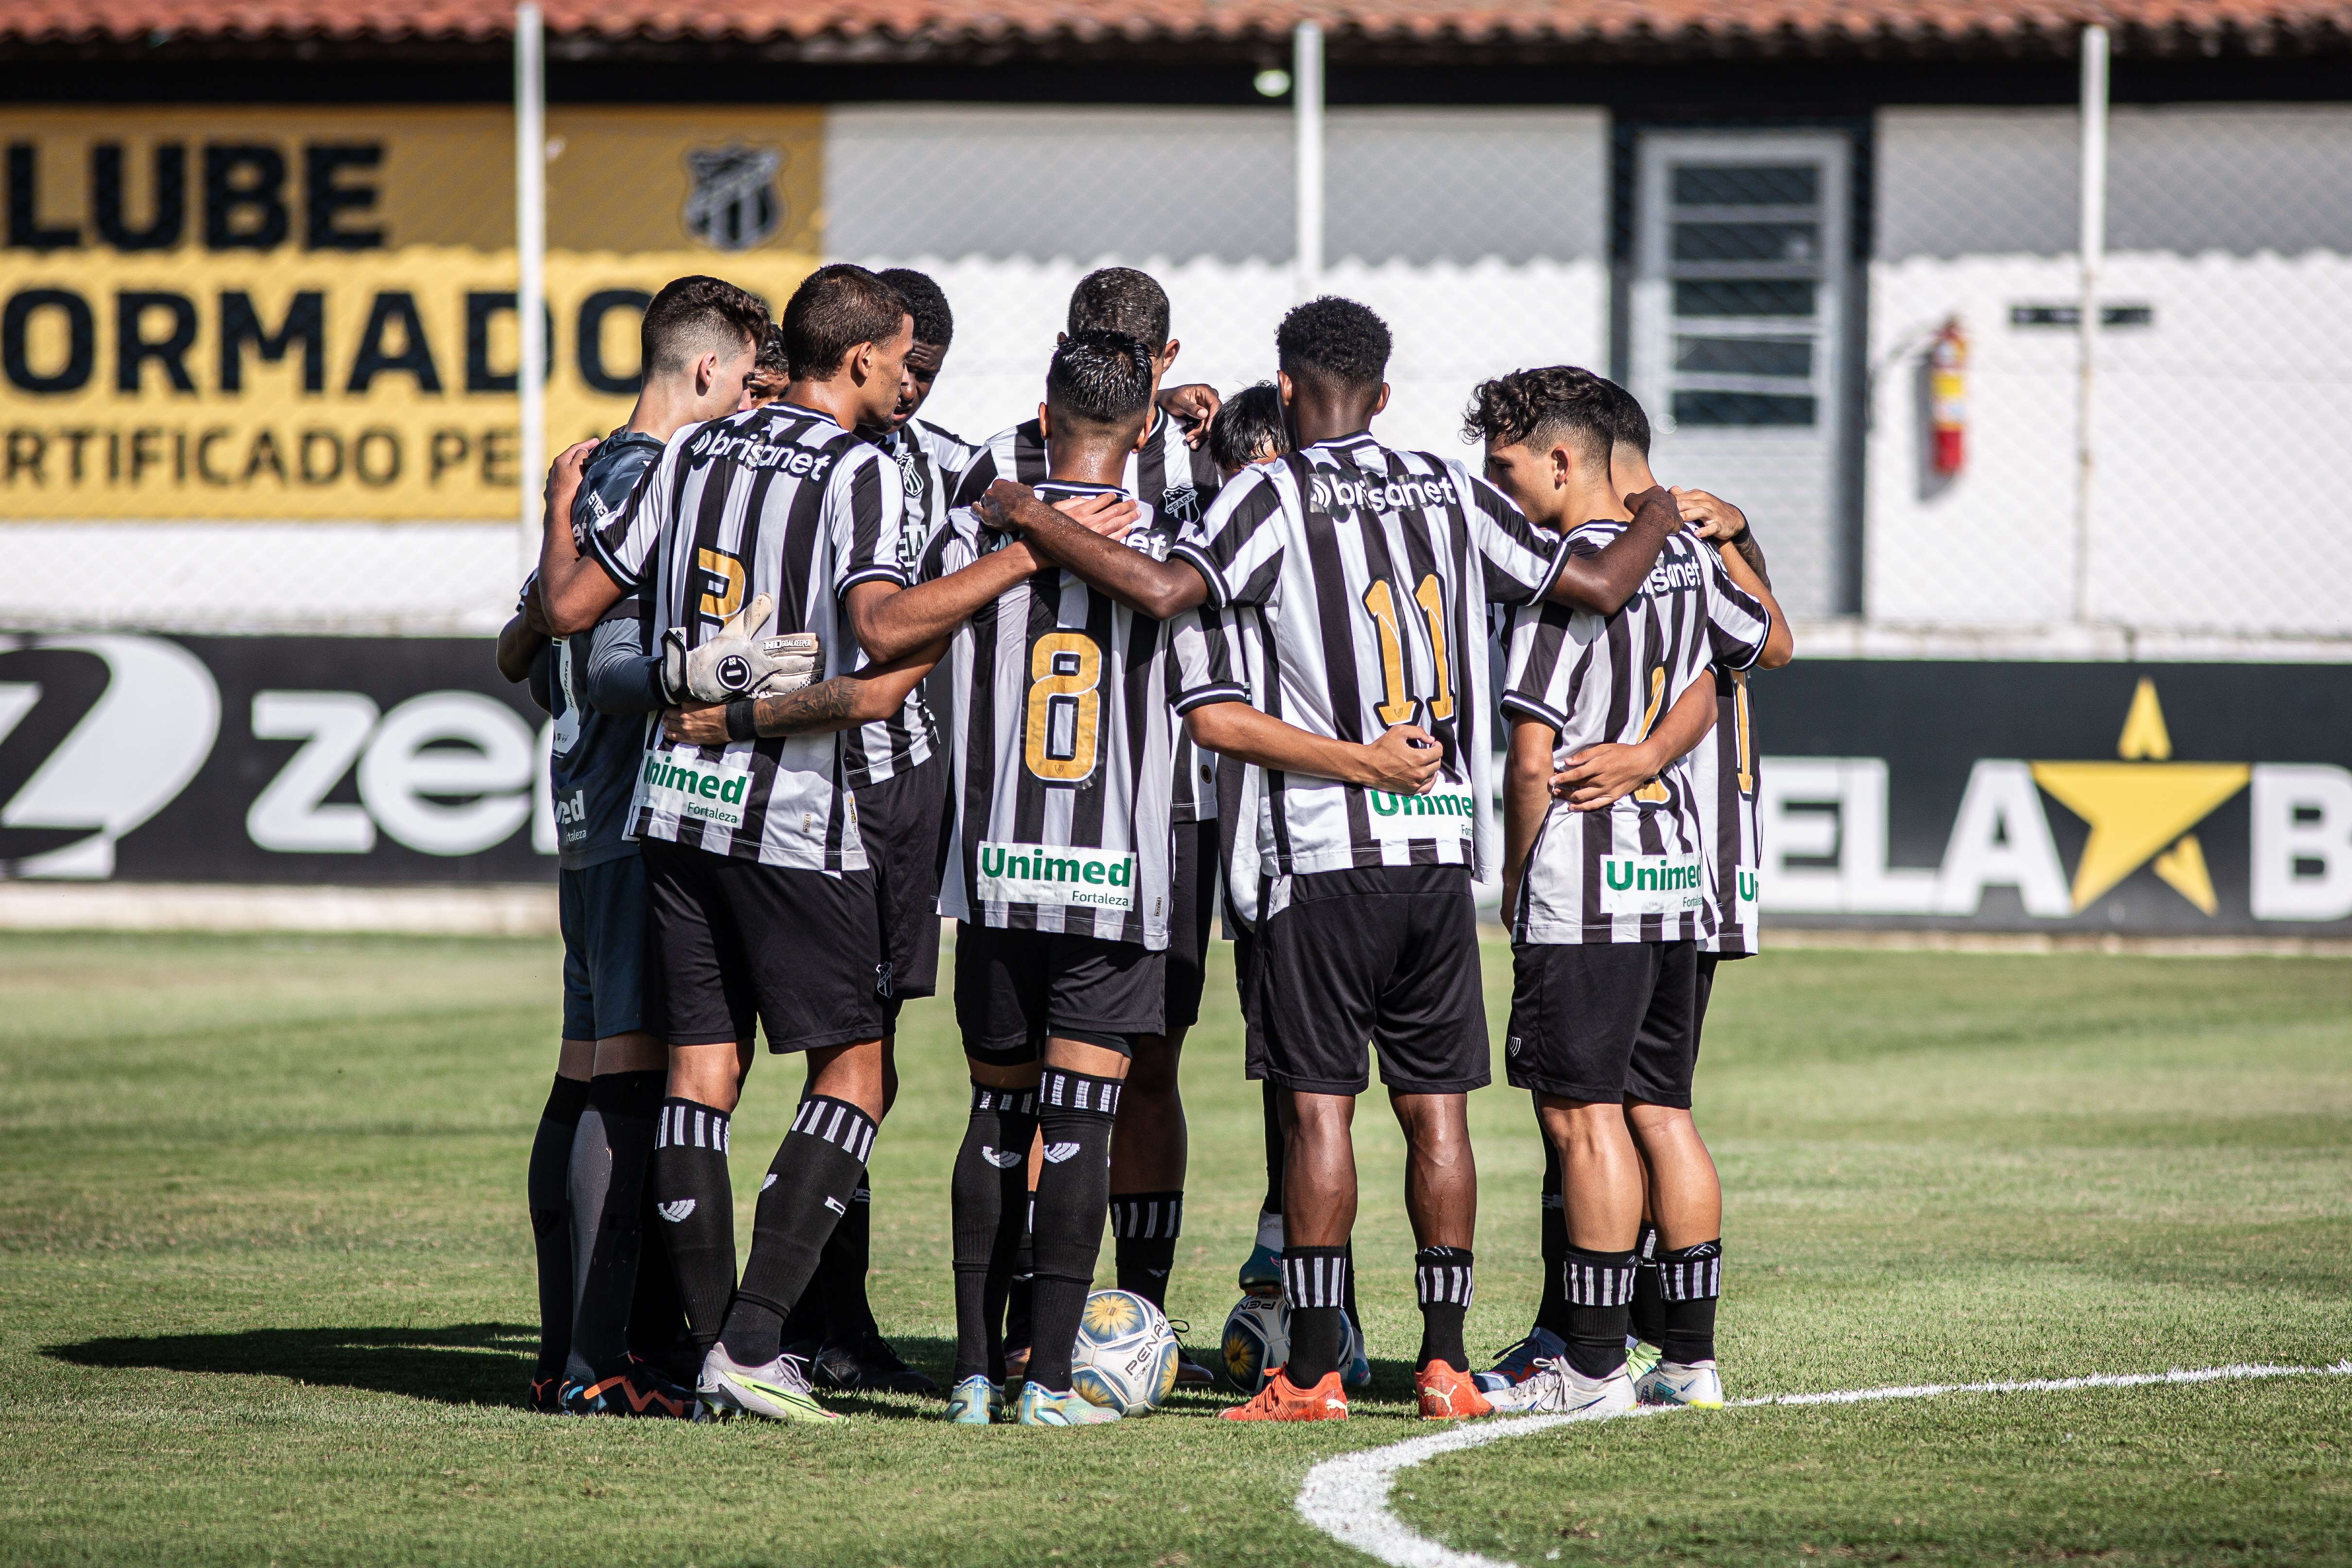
[1484,1357,1637,1419]
[1635,1358,1724,1409]
[697,1344,842,1423]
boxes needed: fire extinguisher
[1929,317,1967,476]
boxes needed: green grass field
[0,930,2346,1567]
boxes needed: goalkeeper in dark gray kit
[496,274,767,1419]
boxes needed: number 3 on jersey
[1362,574,1455,728]
[1024,630,1102,782]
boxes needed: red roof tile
[8,0,2346,51]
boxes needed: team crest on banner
[683,146,785,251]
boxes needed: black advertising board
[1,633,2348,936]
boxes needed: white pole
[515,3,547,557]
[1293,19,1324,302]
[2074,22,2108,625]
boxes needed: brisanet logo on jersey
[978,842,1136,911]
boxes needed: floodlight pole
[2073,23,2108,625]
[516,3,547,558]
[1293,19,1324,302]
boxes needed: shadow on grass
[46,1322,544,1406]
[43,1326,970,1417]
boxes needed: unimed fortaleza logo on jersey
[682,145,785,252]
[1366,786,1475,842]
[977,840,1137,911]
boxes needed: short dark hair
[1046,329,1155,431]
[1461,365,1613,472]
[1276,296,1390,393]
[1597,376,1651,457]
[1209,381,1289,473]
[878,267,953,349]
[781,263,910,381]
[1067,267,1171,352]
[641,275,768,379]
[741,325,789,403]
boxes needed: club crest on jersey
[896,447,927,506]
[1159,484,1200,524]
[682,145,785,252]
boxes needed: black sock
[565,1069,665,1381]
[1259,1080,1285,1217]
[1344,1241,1362,1342]
[627,1171,693,1378]
[1534,1138,1570,1339]
[1656,1239,1722,1364]
[1003,1191,1036,1356]
[529,1076,591,1385]
[820,1178,877,1343]
[1023,1068,1122,1394]
[721,1096,877,1367]
[1415,1246,1474,1372]
[1111,1190,1182,1311]
[1282,1245,1349,1388]
[952,1083,1037,1383]
[1562,1246,1636,1379]
[652,1097,736,1352]
[1629,1222,1665,1347]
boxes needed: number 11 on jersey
[1362,573,1455,729]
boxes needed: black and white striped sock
[1414,1245,1475,1372]
[1111,1190,1183,1311]
[1656,1238,1722,1365]
[1561,1244,1637,1380]
[722,1096,878,1368]
[1283,1244,1350,1388]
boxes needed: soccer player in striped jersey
[926,330,1182,1427]
[987,297,1690,1423]
[1468,367,1789,1421]
[773,268,977,1397]
[958,270,1226,1364]
[496,275,767,1419]
[535,264,1047,1422]
[1588,382,1787,1396]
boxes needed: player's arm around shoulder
[986,480,1203,621]
[1676,488,1794,670]
[1540,484,1687,617]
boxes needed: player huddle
[498,259,1793,1429]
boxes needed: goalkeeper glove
[658,592,822,706]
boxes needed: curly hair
[878,267,954,349]
[1275,296,1390,392]
[1047,328,1156,429]
[1068,267,1171,351]
[1461,364,1613,469]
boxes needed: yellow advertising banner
[0,108,826,520]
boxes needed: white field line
[1294,1361,2352,1568]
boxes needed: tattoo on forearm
[752,677,860,737]
[1736,532,1772,589]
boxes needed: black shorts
[1164,817,1218,1034]
[857,751,950,1022]
[1693,951,1719,1052]
[640,839,888,1054]
[1245,865,1487,1097]
[1504,940,1699,1107]
[952,922,1165,1065]
[560,854,649,1041]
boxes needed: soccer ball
[1070,1289,1180,1414]
[1220,1293,1362,1394]
[1220,1293,1287,1395]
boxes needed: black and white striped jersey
[1499,524,1771,944]
[954,408,1225,825]
[922,481,1181,949]
[586,401,907,873]
[1681,667,1763,955]
[842,416,985,789]
[1172,435,1572,880]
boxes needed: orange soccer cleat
[1415,1360,1494,1420]
[1220,1367,1349,1422]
